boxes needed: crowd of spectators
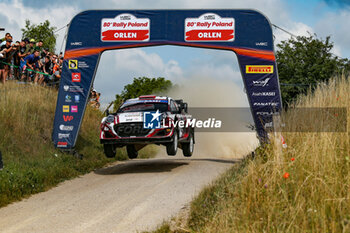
[0,32,63,86]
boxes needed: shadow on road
[95,157,239,175]
[95,159,189,175]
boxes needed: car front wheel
[182,133,194,157]
[126,145,138,159]
[104,144,116,158]
[166,130,178,156]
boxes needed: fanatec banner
[52,9,282,149]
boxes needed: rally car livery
[100,95,194,159]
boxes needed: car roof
[120,96,171,108]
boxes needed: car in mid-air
[100,95,194,159]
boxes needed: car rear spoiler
[175,99,188,113]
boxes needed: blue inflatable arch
[53,9,282,149]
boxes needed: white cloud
[273,21,314,48]
[93,49,184,104]
[0,0,78,52]
[315,9,350,57]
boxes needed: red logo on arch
[72,73,81,82]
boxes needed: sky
[1,0,350,107]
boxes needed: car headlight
[106,115,115,123]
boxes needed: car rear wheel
[126,145,138,159]
[182,133,194,157]
[166,130,178,156]
[104,144,116,158]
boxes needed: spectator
[0,36,16,84]
[24,39,35,55]
[0,47,5,83]
[0,33,11,46]
[0,32,64,87]
[13,41,23,79]
[20,50,40,83]
[90,89,101,108]
[34,40,44,55]
[50,55,61,82]
[38,55,52,85]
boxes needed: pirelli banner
[52,10,282,149]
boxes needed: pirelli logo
[246,65,274,74]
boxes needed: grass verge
[0,82,157,207]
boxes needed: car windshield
[117,103,168,113]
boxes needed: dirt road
[0,156,235,233]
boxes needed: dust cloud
[167,76,259,159]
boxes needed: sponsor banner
[59,125,74,131]
[256,111,276,116]
[72,73,81,82]
[246,65,273,74]
[252,78,271,87]
[63,85,83,93]
[70,42,82,46]
[74,95,80,103]
[58,133,70,139]
[57,141,68,147]
[252,92,276,97]
[71,106,78,113]
[68,60,78,69]
[185,13,235,42]
[65,94,80,103]
[65,94,72,103]
[101,14,150,42]
[63,105,70,112]
[68,60,89,69]
[253,102,279,107]
[63,115,74,122]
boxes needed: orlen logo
[246,65,273,74]
[59,125,74,131]
[72,73,81,82]
[252,78,271,87]
[63,115,74,122]
[185,13,235,42]
[57,142,68,148]
[101,14,150,42]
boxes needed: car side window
[170,101,178,113]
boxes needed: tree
[21,20,57,53]
[276,33,350,106]
[113,77,173,111]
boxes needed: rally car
[100,95,194,159]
